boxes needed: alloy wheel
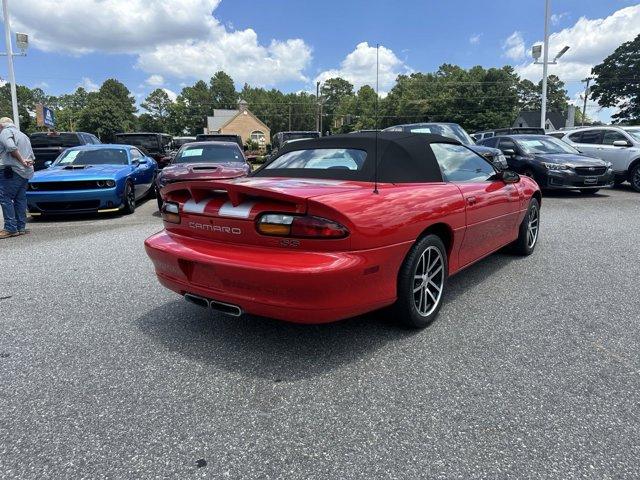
[412,246,445,317]
[527,204,539,248]
[633,168,640,190]
[127,184,135,210]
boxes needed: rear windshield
[174,144,244,164]
[55,149,129,166]
[265,148,366,171]
[115,134,160,151]
[195,135,239,143]
[281,132,320,143]
[405,124,474,146]
[30,134,81,148]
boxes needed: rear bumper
[145,231,408,324]
[27,188,123,214]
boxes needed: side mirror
[44,161,52,168]
[138,158,149,165]
[612,140,631,147]
[497,170,520,184]
[502,148,516,157]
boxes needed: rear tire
[580,189,599,194]
[613,178,625,187]
[122,182,136,215]
[512,198,540,256]
[630,164,640,192]
[393,234,448,329]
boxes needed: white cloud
[145,75,165,87]
[162,88,178,102]
[138,34,312,87]
[516,5,640,83]
[6,0,221,54]
[7,0,312,87]
[502,31,526,61]
[550,12,568,25]
[314,42,410,94]
[469,34,481,45]
[79,77,99,92]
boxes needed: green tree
[141,88,173,132]
[210,71,238,109]
[321,77,354,132]
[517,75,569,114]
[77,79,137,141]
[178,80,213,135]
[591,33,640,123]
[54,87,90,131]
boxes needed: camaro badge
[188,222,241,235]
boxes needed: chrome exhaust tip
[184,293,243,317]
[184,293,209,308]
[209,300,243,317]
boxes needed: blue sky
[1,0,639,122]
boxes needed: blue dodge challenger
[27,144,158,215]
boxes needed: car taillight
[256,214,348,239]
[161,201,181,224]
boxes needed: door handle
[467,196,477,205]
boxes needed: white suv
[560,126,640,191]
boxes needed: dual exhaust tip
[184,293,243,317]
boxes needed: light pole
[532,0,569,131]
[1,0,28,130]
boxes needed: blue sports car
[27,144,157,215]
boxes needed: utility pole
[316,81,320,133]
[581,77,592,126]
[2,0,19,129]
[288,102,292,130]
[540,0,550,131]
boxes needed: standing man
[0,117,34,239]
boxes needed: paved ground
[1,187,639,479]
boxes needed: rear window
[174,144,244,164]
[56,149,129,166]
[115,134,160,151]
[30,134,81,148]
[265,149,366,171]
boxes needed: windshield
[406,124,474,145]
[55,149,129,166]
[115,134,160,152]
[516,136,579,154]
[625,129,640,142]
[172,138,195,149]
[174,144,244,164]
[266,148,366,170]
[30,133,81,148]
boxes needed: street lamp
[533,0,569,131]
[1,1,28,130]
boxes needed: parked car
[271,131,320,156]
[478,134,613,194]
[170,136,196,150]
[155,141,251,210]
[146,132,540,328]
[113,132,173,169]
[557,126,640,191]
[27,145,157,216]
[29,131,100,171]
[472,127,546,141]
[383,122,508,170]
[195,134,244,150]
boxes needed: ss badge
[280,239,300,248]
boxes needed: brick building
[206,100,271,149]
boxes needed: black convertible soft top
[253,132,460,183]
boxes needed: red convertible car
[146,132,541,328]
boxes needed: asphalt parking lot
[1,187,639,479]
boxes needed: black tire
[122,181,136,215]
[512,198,540,256]
[393,234,448,329]
[613,178,626,187]
[630,164,640,193]
[156,195,163,211]
[523,169,535,179]
[580,189,599,194]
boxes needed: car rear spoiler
[162,180,307,213]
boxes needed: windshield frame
[624,129,640,142]
[53,147,131,167]
[173,143,246,165]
